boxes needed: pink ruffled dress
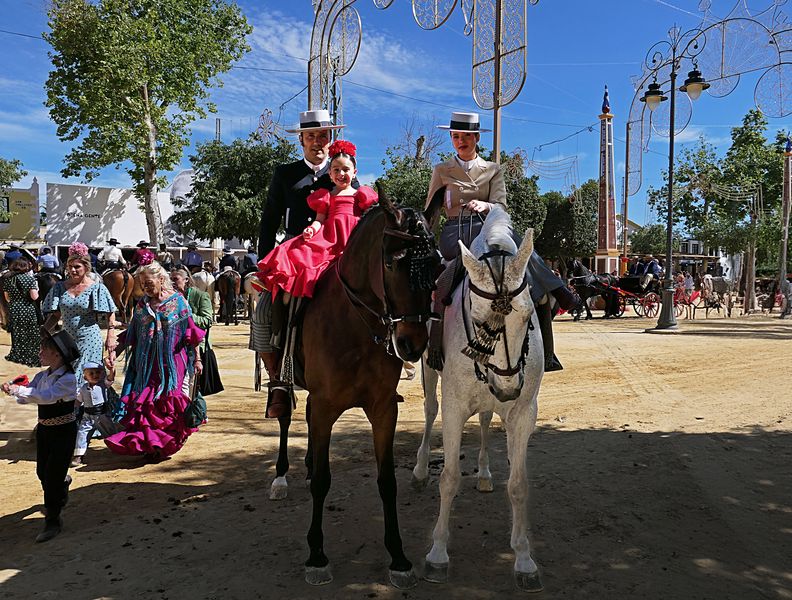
[105,293,205,457]
[256,186,378,298]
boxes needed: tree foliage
[630,223,681,256]
[44,0,251,243]
[375,148,434,211]
[0,157,27,189]
[535,178,598,268]
[493,150,546,237]
[174,136,296,244]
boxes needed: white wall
[46,183,173,247]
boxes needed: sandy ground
[1,311,791,600]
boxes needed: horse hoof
[269,477,288,500]
[411,473,429,492]
[423,561,448,583]
[477,477,494,493]
[514,570,543,593]
[305,565,333,586]
[389,568,417,589]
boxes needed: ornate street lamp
[636,27,708,330]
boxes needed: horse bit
[462,249,532,381]
[337,224,439,355]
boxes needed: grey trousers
[249,288,275,353]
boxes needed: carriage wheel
[641,292,660,318]
[617,295,626,317]
[633,298,644,317]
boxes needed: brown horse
[292,188,442,588]
[216,269,241,325]
[102,269,143,323]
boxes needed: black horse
[567,259,621,320]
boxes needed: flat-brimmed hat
[41,328,81,365]
[136,240,149,248]
[437,111,491,133]
[285,109,345,133]
[222,246,232,254]
[106,238,120,245]
[187,242,197,249]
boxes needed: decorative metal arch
[625,0,792,199]
[308,0,538,156]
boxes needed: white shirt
[78,383,106,408]
[98,246,126,264]
[454,154,479,173]
[13,366,78,405]
[304,157,328,174]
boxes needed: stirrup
[266,380,295,419]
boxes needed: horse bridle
[463,249,532,379]
[337,223,439,354]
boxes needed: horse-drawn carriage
[614,275,662,318]
[568,259,661,319]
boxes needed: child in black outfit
[3,329,80,542]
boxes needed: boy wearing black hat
[2,329,80,542]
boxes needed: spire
[785,136,791,154]
[602,85,611,114]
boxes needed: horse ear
[376,182,403,224]
[458,240,486,280]
[424,186,444,231]
[508,228,534,279]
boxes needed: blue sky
[1,0,788,227]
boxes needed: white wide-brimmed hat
[286,109,346,133]
[437,111,491,133]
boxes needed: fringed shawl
[122,293,201,398]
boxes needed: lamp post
[639,27,709,330]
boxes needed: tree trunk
[744,239,757,315]
[142,85,163,245]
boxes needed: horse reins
[462,249,532,381]
[336,224,439,354]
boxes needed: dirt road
[1,314,791,599]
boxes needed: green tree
[44,0,251,244]
[630,223,681,256]
[496,150,546,237]
[535,178,598,271]
[174,136,296,244]
[375,148,434,211]
[0,157,27,189]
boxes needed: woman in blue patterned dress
[3,258,41,366]
[42,253,118,383]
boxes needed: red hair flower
[328,140,356,158]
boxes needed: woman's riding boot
[537,300,563,372]
[551,285,579,312]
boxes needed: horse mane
[470,205,517,257]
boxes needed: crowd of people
[4,107,582,544]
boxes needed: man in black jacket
[252,109,356,419]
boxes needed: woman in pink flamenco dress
[104,262,205,460]
[256,140,378,299]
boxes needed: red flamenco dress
[256,186,378,298]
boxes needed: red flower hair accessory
[328,140,356,158]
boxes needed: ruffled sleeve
[307,188,331,214]
[183,316,206,347]
[90,283,118,314]
[354,186,378,211]
[42,281,64,314]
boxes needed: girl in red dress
[256,140,378,300]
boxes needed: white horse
[242,272,260,319]
[192,267,216,312]
[413,207,545,592]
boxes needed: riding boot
[260,351,292,419]
[537,300,563,372]
[427,261,458,371]
[270,293,288,349]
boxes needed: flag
[602,85,611,114]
